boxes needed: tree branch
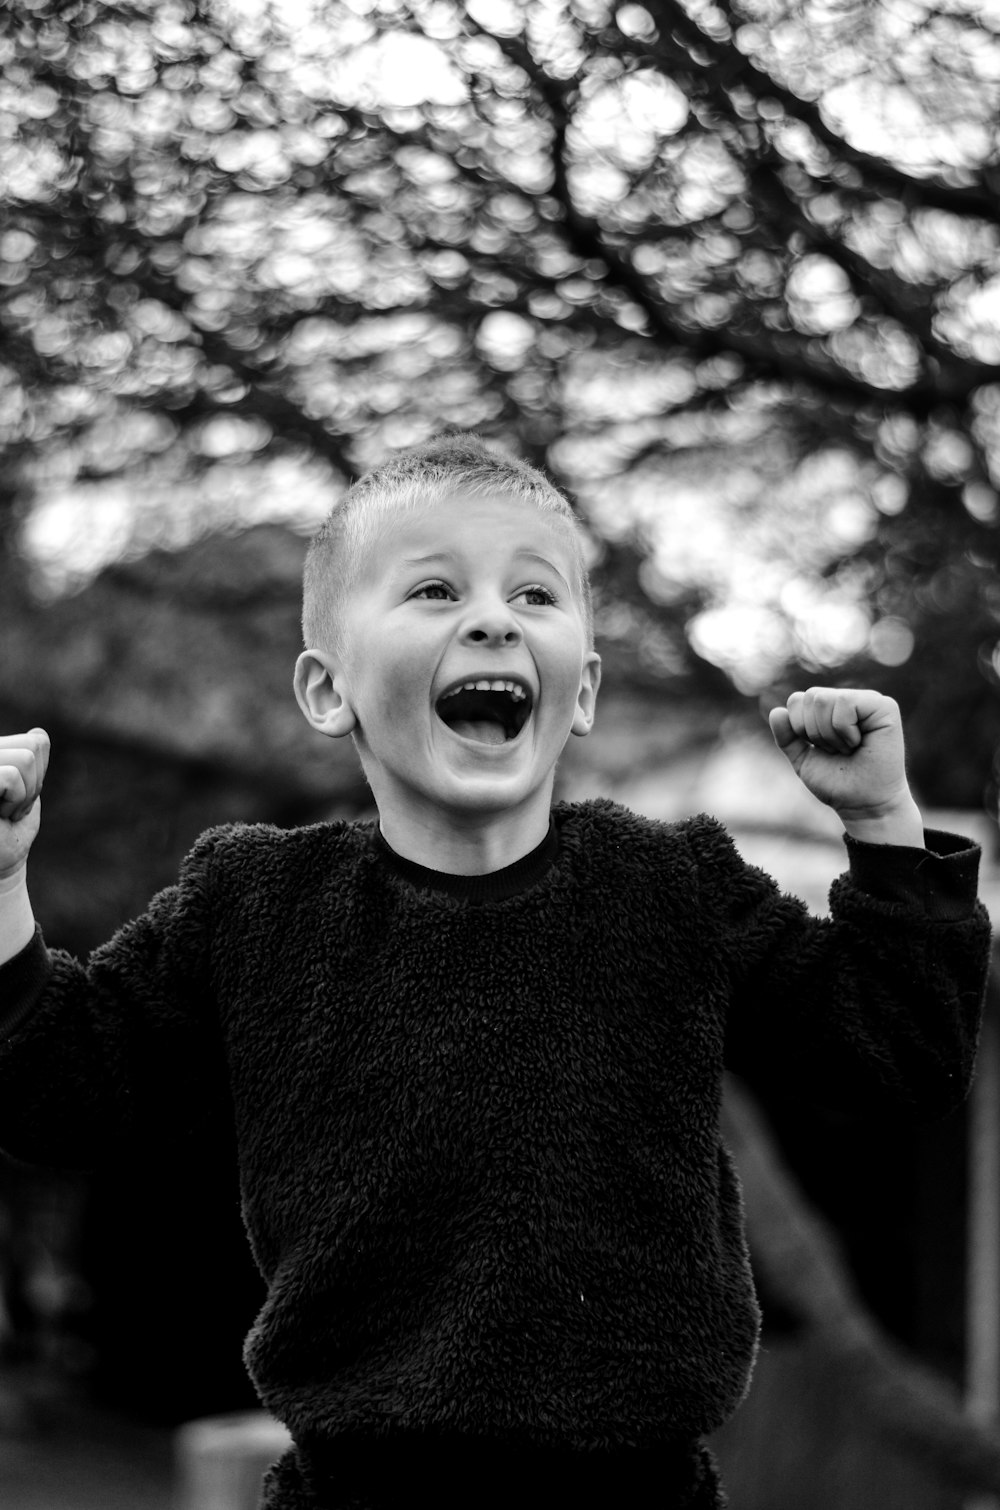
[467,18,972,416]
[655,0,1000,226]
[749,158,1000,401]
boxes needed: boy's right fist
[0,729,49,878]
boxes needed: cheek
[539,638,588,704]
[365,649,426,728]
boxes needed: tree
[2,0,999,803]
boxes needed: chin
[435,768,550,814]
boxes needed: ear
[294,649,358,739]
[571,652,602,737]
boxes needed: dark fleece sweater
[0,800,990,1509]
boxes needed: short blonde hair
[302,433,593,652]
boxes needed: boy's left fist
[768,688,924,845]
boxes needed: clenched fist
[768,689,924,847]
[0,728,49,880]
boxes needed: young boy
[0,434,991,1510]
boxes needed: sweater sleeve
[701,819,992,1119]
[0,827,227,1170]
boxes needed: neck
[377,800,553,875]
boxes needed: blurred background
[1,0,1000,1505]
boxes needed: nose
[462,595,523,646]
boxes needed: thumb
[768,706,808,767]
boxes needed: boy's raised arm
[711,687,991,1118]
[0,728,48,965]
[0,724,225,1169]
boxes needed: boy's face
[297,493,601,829]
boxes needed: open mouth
[435,679,533,746]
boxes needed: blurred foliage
[1,0,1000,807]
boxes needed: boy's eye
[514,585,556,607]
[410,582,454,601]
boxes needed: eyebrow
[518,551,571,587]
[400,550,570,586]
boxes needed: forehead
[361,492,581,575]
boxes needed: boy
[0,434,991,1510]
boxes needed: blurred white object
[175,1412,291,1510]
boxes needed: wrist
[0,866,35,965]
[0,862,28,892]
[838,794,925,848]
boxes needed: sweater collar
[371,819,559,904]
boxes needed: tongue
[450,718,507,746]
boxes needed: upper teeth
[441,679,528,701]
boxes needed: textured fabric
[261,1432,725,1509]
[0,800,990,1510]
[372,819,559,903]
[843,828,979,920]
[0,924,51,1038]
